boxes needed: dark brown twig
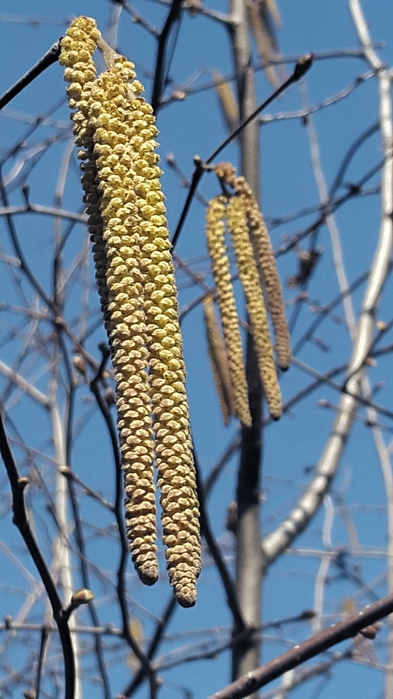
[171,54,313,249]
[0,40,62,111]
[194,443,247,634]
[0,413,75,699]
[209,592,393,699]
[34,625,50,699]
[151,0,183,112]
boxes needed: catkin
[203,295,235,425]
[124,91,200,607]
[59,18,110,327]
[205,197,252,427]
[61,19,201,604]
[62,28,158,586]
[90,60,159,586]
[226,196,282,420]
[233,176,291,371]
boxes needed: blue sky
[0,1,393,698]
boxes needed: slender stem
[0,414,75,699]
[209,592,393,699]
[171,54,313,249]
[194,444,246,632]
[230,0,263,689]
[35,626,50,699]
[206,54,313,165]
[151,0,183,112]
[0,40,61,111]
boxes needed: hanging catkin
[226,195,282,420]
[59,18,110,328]
[88,57,159,585]
[205,196,252,426]
[60,17,200,605]
[232,176,291,371]
[203,294,235,425]
[125,89,201,607]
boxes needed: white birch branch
[262,0,393,569]
[0,359,49,407]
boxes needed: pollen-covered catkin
[123,90,200,607]
[203,294,235,425]
[61,19,201,602]
[59,17,100,146]
[226,196,282,420]
[88,60,159,586]
[60,19,112,335]
[233,177,291,371]
[205,197,251,427]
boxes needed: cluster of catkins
[204,163,291,425]
[59,16,200,607]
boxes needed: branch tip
[17,476,29,490]
[71,588,94,607]
[293,53,314,81]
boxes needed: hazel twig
[0,40,62,111]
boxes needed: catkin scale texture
[205,197,252,427]
[61,19,201,604]
[89,63,159,586]
[226,196,282,420]
[59,19,110,332]
[232,177,291,371]
[203,295,235,425]
[62,35,159,586]
[125,97,200,607]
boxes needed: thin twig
[0,413,75,699]
[151,0,183,112]
[194,443,246,633]
[209,592,393,699]
[171,55,314,249]
[34,625,49,699]
[0,40,62,110]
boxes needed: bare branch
[0,413,75,699]
[262,1,393,570]
[209,592,393,699]
[0,40,61,111]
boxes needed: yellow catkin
[233,176,291,371]
[59,17,100,146]
[59,19,110,327]
[87,60,159,586]
[226,196,282,420]
[60,21,111,334]
[61,19,201,603]
[205,196,252,427]
[203,295,235,425]
[123,89,200,608]
[61,21,158,586]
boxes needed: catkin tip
[137,566,159,586]
[176,589,197,608]
[205,196,251,427]
[64,16,201,602]
[271,409,282,421]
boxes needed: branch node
[293,53,314,81]
[17,477,29,490]
[4,615,13,630]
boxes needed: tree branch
[262,6,393,570]
[0,40,61,111]
[0,413,75,699]
[209,592,393,699]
